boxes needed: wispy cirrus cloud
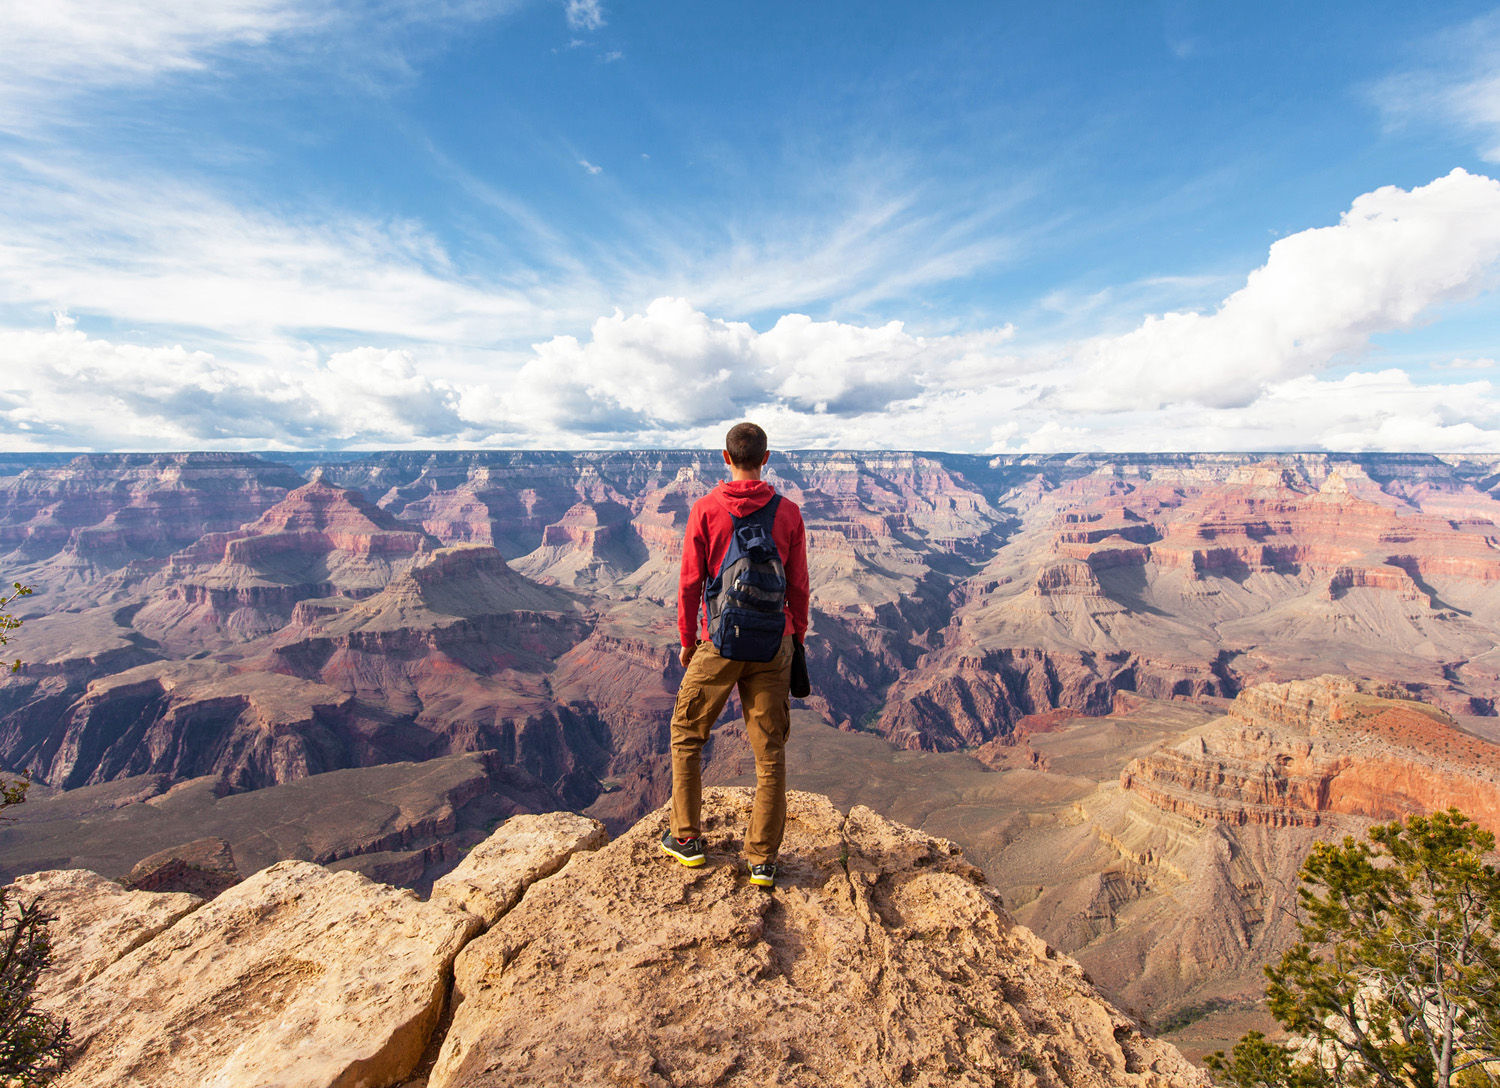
[1371,11,1500,162]
[628,169,1038,323]
[0,139,1030,355]
[0,152,605,346]
[0,0,537,132]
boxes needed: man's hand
[680,644,696,669]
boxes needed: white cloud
[565,0,605,32]
[657,181,1029,320]
[0,300,1026,451]
[972,370,1500,455]
[1062,169,1500,411]
[578,159,604,175]
[505,297,1014,438]
[5,300,1500,456]
[0,0,317,85]
[4,164,1500,455]
[0,0,528,132]
[1192,371,1500,453]
[0,154,598,346]
[0,146,1026,366]
[0,318,484,450]
[1372,14,1500,162]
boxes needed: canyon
[3,449,1500,1049]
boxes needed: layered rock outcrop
[865,453,1500,747]
[8,868,202,1001]
[1120,676,1500,829]
[0,751,565,889]
[429,809,607,925]
[134,480,437,645]
[0,452,302,574]
[122,835,241,898]
[994,678,1500,1027]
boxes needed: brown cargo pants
[669,635,793,865]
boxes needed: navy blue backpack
[704,495,787,662]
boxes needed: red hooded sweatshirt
[677,479,809,649]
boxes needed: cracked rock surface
[430,811,607,927]
[7,868,202,1003]
[54,861,480,1088]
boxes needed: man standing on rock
[661,422,809,889]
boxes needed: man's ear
[760,451,770,467]
[722,450,732,466]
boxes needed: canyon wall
[2,450,1498,855]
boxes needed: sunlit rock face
[45,860,482,1088]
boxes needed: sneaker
[748,861,777,888]
[660,829,706,867]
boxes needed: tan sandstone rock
[7,868,202,1003]
[57,860,480,1088]
[429,810,607,927]
[429,787,1207,1088]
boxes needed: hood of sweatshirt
[711,479,776,517]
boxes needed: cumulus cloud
[1062,169,1500,411]
[6,170,1500,454]
[975,370,1500,455]
[0,318,484,450]
[505,297,1014,439]
[5,298,1500,455]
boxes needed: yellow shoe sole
[660,841,706,867]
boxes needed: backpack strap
[741,493,781,530]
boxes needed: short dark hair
[725,422,768,468]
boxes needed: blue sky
[2,1,1500,452]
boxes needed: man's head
[724,421,769,470]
